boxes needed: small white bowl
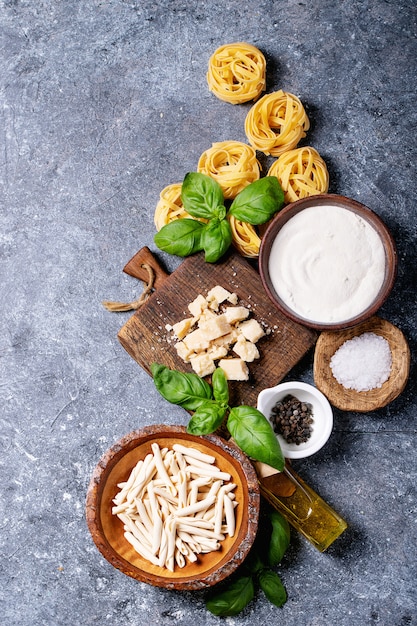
[257,381,333,459]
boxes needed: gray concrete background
[1,1,416,624]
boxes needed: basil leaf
[267,510,291,567]
[181,172,224,219]
[227,406,285,471]
[212,367,229,405]
[202,218,232,263]
[205,575,255,616]
[187,400,227,435]
[258,569,287,607]
[229,177,284,225]
[151,363,212,410]
[154,219,204,257]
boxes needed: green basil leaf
[267,510,291,567]
[151,363,212,410]
[181,172,224,219]
[202,218,232,263]
[154,219,204,257]
[212,367,229,405]
[258,569,287,607]
[227,406,285,471]
[205,575,255,616]
[187,400,227,435]
[229,177,284,225]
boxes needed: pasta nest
[268,146,329,203]
[207,42,266,105]
[245,90,310,156]
[197,141,261,199]
[227,215,261,258]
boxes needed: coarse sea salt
[330,332,392,392]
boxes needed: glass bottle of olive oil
[257,463,347,552]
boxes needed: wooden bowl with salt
[86,425,260,590]
[313,317,410,412]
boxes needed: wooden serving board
[117,247,318,407]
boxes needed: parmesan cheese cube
[227,292,238,305]
[199,315,233,341]
[183,328,211,352]
[206,344,228,360]
[218,358,249,381]
[172,317,195,340]
[188,294,207,318]
[190,353,216,377]
[212,330,239,347]
[238,318,265,343]
[224,306,250,325]
[232,336,259,362]
[175,341,193,362]
[206,285,232,308]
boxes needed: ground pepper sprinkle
[269,394,314,445]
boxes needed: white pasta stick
[187,465,231,481]
[124,531,160,566]
[183,455,221,473]
[188,477,212,506]
[151,443,176,494]
[223,493,236,537]
[147,483,163,555]
[214,486,225,535]
[165,516,177,572]
[175,548,186,568]
[177,470,188,509]
[175,517,215,530]
[174,449,187,471]
[158,524,168,567]
[173,444,216,464]
[153,486,178,506]
[114,459,143,503]
[177,523,225,541]
[177,530,202,554]
[174,495,216,518]
[127,457,157,502]
[169,453,180,476]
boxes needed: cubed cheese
[183,328,211,352]
[206,344,228,360]
[206,285,232,308]
[224,306,250,325]
[175,341,193,362]
[188,294,207,318]
[190,353,216,377]
[172,317,195,340]
[198,314,232,341]
[238,318,265,343]
[218,358,249,381]
[233,336,260,362]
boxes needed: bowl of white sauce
[259,194,397,330]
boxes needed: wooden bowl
[259,194,397,330]
[85,425,260,590]
[313,316,410,411]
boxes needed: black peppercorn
[270,394,314,445]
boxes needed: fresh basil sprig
[154,172,284,263]
[151,363,284,471]
[206,508,290,616]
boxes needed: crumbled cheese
[165,285,267,380]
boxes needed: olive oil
[259,464,347,552]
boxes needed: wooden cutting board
[117,246,318,407]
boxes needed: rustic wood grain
[117,247,318,408]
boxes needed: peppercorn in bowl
[257,381,333,459]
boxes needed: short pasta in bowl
[86,425,260,590]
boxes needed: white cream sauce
[268,205,386,323]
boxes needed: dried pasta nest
[228,214,261,258]
[207,42,266,105]
[267,146,329,203]
[197,141,261,199]
[245,90,310,157]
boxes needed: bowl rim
[257,381,333,459]
[85,424,260,590]
[259,193,398,331]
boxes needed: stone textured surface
[1,1,416,624]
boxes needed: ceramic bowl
[85,424,260,590]
[259,194,397,330]
[257,381,333,459]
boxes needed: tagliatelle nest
[227,215,261,258]
[197,141,261,200]
[207,42,266,105]
[267,146,329,203]
[245,90,310,157]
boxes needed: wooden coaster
[313,316,410,412]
